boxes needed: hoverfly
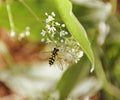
[48,47,67,70]
[39,41,82,70]
[49,47,59,66]
[39,45,67,70]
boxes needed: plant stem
[18,0,43,23]
[6,0,15,31]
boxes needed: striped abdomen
[49,48,59,65]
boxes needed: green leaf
[57,57,90,100]
[54,0,94,72]
[0,0,59,41]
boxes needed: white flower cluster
[58,37,83,65]
[10,26,31,40]
[40,12,68,43]
[40,12,83,67]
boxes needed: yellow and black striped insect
[39,45,67,70]
[49,47,59,66]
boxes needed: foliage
[0,0,120,100]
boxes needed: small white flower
[77,51,84,58]
[45,12,48,16]
[60,30,65,37]
[55,22,60,26]
[46,24,51,30]
[65,31,68,35]
[50,26,56,33]
[10,30,15,37]
[61,24,65,27]
[60,39,64,43]
[72,48,75,52]
[47,26,56,34]
[46,15,54,23]
[19,33,25,38]
[41,29,46,36]
[51,12,55,16]
[25,31,30,36]
[75,60,79,63]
